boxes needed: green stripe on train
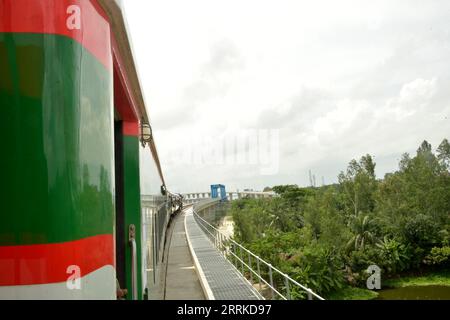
[0,33,114,246]
[123,135,143,300]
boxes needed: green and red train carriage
[0,0,181,299]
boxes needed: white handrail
[129,224,138,300]
[193,208,325,300]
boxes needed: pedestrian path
[165,211,205,300]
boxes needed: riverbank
[328,270,450,300]
[328,287,378,300]
[383,269,450,288]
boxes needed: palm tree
[346,213,377,251]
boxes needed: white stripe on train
[0,265,116,300]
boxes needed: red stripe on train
[0,0,112,70]
[123,121,139,136]
[0,234,114,286]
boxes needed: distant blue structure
[210,184,227,201]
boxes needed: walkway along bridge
[162,198,325,300]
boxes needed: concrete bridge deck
[164,211,205,300]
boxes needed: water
[376,285,450,300]
[198,202,234,237]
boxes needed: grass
[327,287,379,300]
[383,269,450,288]
[327,269,450,300]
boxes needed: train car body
[0,0,175,299]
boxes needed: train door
[114,119,126,298]
[113,117,144,300]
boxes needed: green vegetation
[383,270,450,288]
[327,287,379,300]
[231,139,450,299]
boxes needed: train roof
[97,0,166,186]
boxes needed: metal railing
[192,208,325,300]
[128,224,138,300]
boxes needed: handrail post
[307,289,313,300]
[233,243,238,268]
[240,246,244,275]
[269,264,274,299]
[285,277,291,300]
[257,258,262,291]
[222,234,226,257]
[248,252,253,283]
[217,230,220,250]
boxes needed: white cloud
[124,1,450,192]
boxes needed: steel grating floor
[185,210,262,300]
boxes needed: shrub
[424,246,450,267]
[346,246,380,273]
[401,214,442,248]
[345,246,381,286]
[291,244,345,295]
[376,237,410,274]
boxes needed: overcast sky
[125,0,450,193]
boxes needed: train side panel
[0,0,115,299]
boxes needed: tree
[401,214,442,248]
[376,236,410,274]
[338,155,377,218]
[417,140,432,155]
[377,139,450,241]
[303,187,350,248]
[229,138,450,295]
[346,213,377,251]
[416,140,436,166]
[437,138,450,170]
